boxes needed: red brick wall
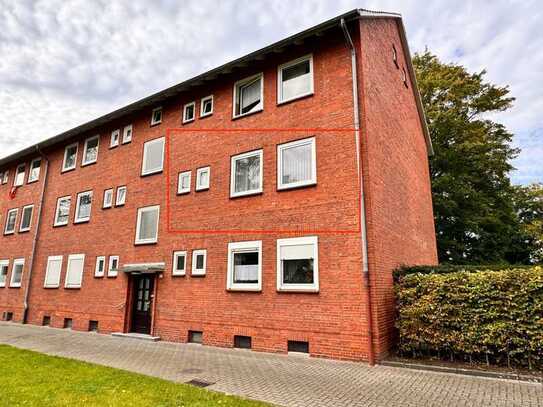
[357,18,438,359]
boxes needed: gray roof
[0,8,432,167]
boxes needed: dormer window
[233,73,263,118]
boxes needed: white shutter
[280,244,315,260]
[44,256,63,287]
[65,254,85,288]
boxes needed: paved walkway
[0,322,541,407]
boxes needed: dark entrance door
[130,275,154,334]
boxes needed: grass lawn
[0,344,269,406]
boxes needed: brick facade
[0,14,437,362]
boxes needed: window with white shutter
[44,256,63,288]
[65,254,85,288]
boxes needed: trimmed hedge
[395,266,543,369]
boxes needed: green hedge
[395,266,543,369]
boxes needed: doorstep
[111,332,161,342]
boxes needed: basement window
[278,54,314,104]
[233,73,263,118]
[5,312,13,321]
[14,164,25,187]
[42,316,51,326]
[74,190,93,223]
[63,318,72,329]
[82,135,100,166]
[28,158,41,183]
[65,254,85,288]
[191,250,207,276]
[277,236,319,292]
[44,255,63,288]
[200,95,213,117]
[230,149,263,197]
[227,241,262,291]
[151,107,162,126]
[4,208,18,235]
[188,330,203,344]
[135,205,160,245]
[183,102,196,123]
[141,137,165,176]
[234,335,252,349]
[89,320,99,332]
[288,340,309,354]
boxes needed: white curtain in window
[140,209,158,240]
[282,143,312,184]
[234,264,258,282]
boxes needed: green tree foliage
[413,52,541,264]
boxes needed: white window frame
[232,73,264,118]
[95,256,106,277]
[44,255,63,288]
[0,260,9,288]
[2,171,9,184]
[103,189,113,209]
[19,204,34,232]
[4,208,18,235]
[110,129,120,148]
[172,251,187,276]
[28,158,41,183]
[177,171,191,194]
[122,124,133,144]
[54,196,71,227]
[82,135,100,166]
[108,255,119,277]
[74,190,93,223]
[14,163,26,187]
[276,236,319,292]
[227,240,262,291]
[65,254,85,288]
[277,137,317,190]
[115,186,127,206]
[141,137,165,176]
[10,258,24,288]
[196,166,210,191]
[200,95,213,117]
[62,142,78,172]
[277,54,314,104]
[135,205,160,245]
[150,107,162,125]
[183,101,196,123]
[191,249,207,276]
[230,149,263,198]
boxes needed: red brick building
[0,9,437,362]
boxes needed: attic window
[183,102,196,123]
[233,73,263,118]
[151,107,162,126]
[392,44,399,68]
[402,67,408,88]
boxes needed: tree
[413,52,524,264]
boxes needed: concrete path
[0,322,541,407]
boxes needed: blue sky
[0,0,541,184]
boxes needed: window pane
[198,170,209,187]
[176,255,185,271]
[282,142,312,185]
[0,265,8,284]
[13,264,23,284]
[281,60,311,100]
[65,146,77,168]
[233,252,259,283]
[21,207,32,229]
[30,160,41,180]
[235,155,260,193]
[116,188,126,204]
[181,174,190,189]
[15,167,25,186]
[240,79,261,114]
[78,194,92,219]
[57,198,70,223]
[196,254,204,269]
[282,259,314,284]
[139,209,158,240]
[203,99,212,114]
[85,138,98,162]
[144,139,164,173]
[6,211,17,231]
[185,104,194,120]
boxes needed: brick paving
[0,322,541,407]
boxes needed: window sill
[102,206,112,210]
[277,181,317,191]
[195,187,209,192]
[94,275,104,278]
[182,118,195,125]
[107,274,118,278]
[141,169,164,178]
[114,203,125,208]
[230,190,263,199]
[177,190,191,196]
[277,91,314,106]
[53,223,68,228]
[121,139,132,145]
[3,231,15,236]
[61,167,76,174]
[135,240,158,246]
[191,271,206,277]
[18,229,30,234]
[200,112,213,119]
[74,219,90,225]
[44,285,60,289]
[277,286,319,293]
[232,108,263,121]
[9,285,21,289]
[227,286,262,292]
[81,161,97,168]
[109,144,119,149]
[27,179,39,184]
[172,272,186,277]
[150,121,162,127]
[64,286,81,290]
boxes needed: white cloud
[0,0,541,184]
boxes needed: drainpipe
[23,146,49,324]
[340,18,375,366]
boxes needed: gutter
[22,146,49,324]
[340,18,375,366]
